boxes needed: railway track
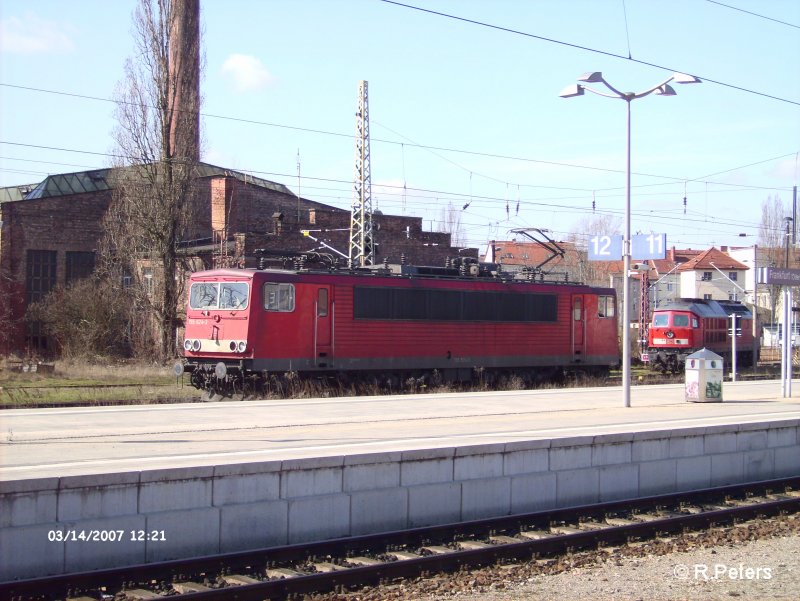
[4,477,799,601]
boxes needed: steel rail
[3,477,799,600]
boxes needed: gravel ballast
[315,515,799,601]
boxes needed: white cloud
[0,13,75,54]
[220,54,273,92]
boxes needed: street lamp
[560,72,700,407]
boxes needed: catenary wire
[0,140,781,235]
[705,0,800,29]
[378,0,800,107]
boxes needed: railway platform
[1,380,799,581]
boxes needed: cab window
[673,314,689,327]
[597,295,615,318]
[264,283,295,312]
[190,283,218,309]
[219,282,249,310]
[653,314,668,327]
[190,281,250,310]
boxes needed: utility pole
[349,80,374,268]
[730,312,737,382]
[782,217,793,397]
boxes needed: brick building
[0,163,474,355]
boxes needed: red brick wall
[0,175,477,354]
[0,191,113,352]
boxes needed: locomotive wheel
[201,389,224,402]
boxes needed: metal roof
[0,162,294,202]
[0,183,38,203]
[25,168,112,199]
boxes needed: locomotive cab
[180,272,255,397]
[647,299,756,374]
[648,311,697,373]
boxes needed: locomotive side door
[314,285,333,367]
[571,294,585,361]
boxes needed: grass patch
[0,358,197,407]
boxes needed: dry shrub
[0,268,15,353]
[26,276,136,360]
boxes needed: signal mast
[348,80,374,268]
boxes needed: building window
[729,272,738,281]
[703,293,712,300]
[66,251,95,284]
[26,250,58,353]
[26,250,57,303]
[143,268,154,296]
[701,272,712,281]
[666,283,674,291]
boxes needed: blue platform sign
[588,235,622,261]
[631,233,666,260]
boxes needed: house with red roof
[677,247,749,301]
[646,247,704,309]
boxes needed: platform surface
[2,380,799,480]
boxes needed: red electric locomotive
[176,262,619,398]
[646,298,756,373]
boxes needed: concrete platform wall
[1,418,798,581]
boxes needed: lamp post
[560,72,700,407]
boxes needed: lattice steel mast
[349,80,374,267]
[639,269,650,357]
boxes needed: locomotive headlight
[237,340,247,353]
[191,339,201,352]
[229,341,237,352]
[183,339,192,351]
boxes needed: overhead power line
[705,0,800,29]
[0,140,769,235]
[379,0,800,107]
[2,138,793,199]
[1,83,796,195]
[0,82,682,182]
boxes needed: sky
[1,0,798,254]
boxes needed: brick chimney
[168,0,200,163]
[211,177,235,234]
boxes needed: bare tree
[758,195,787,325]
[104,0,201,361]
[438,201,466,247]
[758,194,788,254]
[567,213,623,286]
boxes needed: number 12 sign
[588,235,623,260]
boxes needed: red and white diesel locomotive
[177,261,619,398]
[646,298,757,373]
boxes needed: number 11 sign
[631,233,666,260]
